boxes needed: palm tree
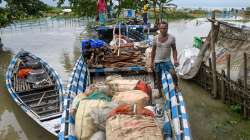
[157,0,177,21]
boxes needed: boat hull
[6,51,65,136]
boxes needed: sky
[1,0,250,9]
[173,0,250,9]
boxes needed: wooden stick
[37,91,47,106]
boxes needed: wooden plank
[14,74,17,91]
[31,100,59,109]
[17,84,55,95]
[24,94,59,104]
[37,107,59,116]
[20,89,57,99]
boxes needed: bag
[106,78,139,95]
[106,114,163,140]
[75,100,109,140]
[134,80,152,97]
[108,104,154,118]
[112,90,149,106]
[145,47,153,72]
[90,131,105,140]
[89,102,118,131]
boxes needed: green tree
[5,0,49,19]
[56,0,143,17]
[0,7,10,27]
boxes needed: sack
[71,93,87,116]
[90,131,105,140]
[75,100,109,140]
[112,90,149,106]
[89,102,118,131]
[134,80,152,97]
[106,114,163,140]
[108,104,154,118]
[106,78,139,95]
[145,47,152,72]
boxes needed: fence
[193,53,250,118]
[0,17,90,34]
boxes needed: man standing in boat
[151,21,179,91]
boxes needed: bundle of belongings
[70,75,164,140]
[81,36,149,69]
[16,54,51,89]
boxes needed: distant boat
[6,51,65,136]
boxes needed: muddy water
[0,18,85,140]
[0,17,249,140]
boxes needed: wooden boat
[6,51,65,136]
[59,54,192,140]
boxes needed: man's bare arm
[151,43,156,66]
[172,41,178,66]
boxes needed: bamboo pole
[243,52,248,118]
[211,11,218,98]
[209,58,212,93]
[244,53,248,92]
[221,70,226,103]
[227,54,231,80]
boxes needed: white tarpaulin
[178,21,250,82]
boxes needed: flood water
[0,17,249,140]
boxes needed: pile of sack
[71,75,164,140]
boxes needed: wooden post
[221,70,226,103]
[209,58,212,93]
[227,54,231,80]
[243,53,248,118]
[244,53,248,92]
[211,11,218,98]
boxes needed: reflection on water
[0,17,249,140]
[0,18,85,140]
[61,52,73,73]
[0,110,28,140]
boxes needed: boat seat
[17,84,56,96]
[24,93,59,105]
[31,100,59,110]
[20,89,57,101]
[37,106,60,116]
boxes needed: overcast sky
[1,0,250,9]
[173,0,250,9]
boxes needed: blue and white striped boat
[6,51,65,136]
[59,54,192,140]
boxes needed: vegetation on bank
[148,10,196,20]
[0,0,77,27]
[0,0,48,27]
[244,7,250,16]
[1,0,249,28]
[0,7,10,27]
